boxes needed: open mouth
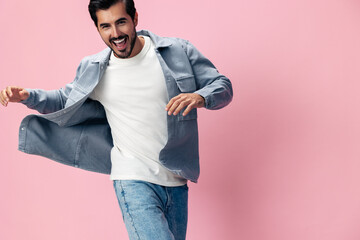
[112,37,127,51]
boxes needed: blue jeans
[113,180,188,240]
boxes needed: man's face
[96,1,138,58]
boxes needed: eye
[100,24,110,29]
[116,20,126,25]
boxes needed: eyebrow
[99,17,127,28]
[115,17,127,24]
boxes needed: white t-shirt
[90,36,187,186]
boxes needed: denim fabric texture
[113,180,188,240]
[18,30,233,182]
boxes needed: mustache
[110,35,127,42]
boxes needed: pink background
[1,0,360,239]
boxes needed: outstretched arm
[0,85,72,114]
[0,59,85,114]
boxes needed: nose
[111,25,121,39]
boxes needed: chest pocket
[174,75,196,93]
[173,75,198,120]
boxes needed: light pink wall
[1,0,360,239]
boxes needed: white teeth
[114,38,125,44]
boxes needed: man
[0,0,233,239]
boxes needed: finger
[0,91,5,106]
[167,95,184,115]
[165,95,182,111]
[182,102,196,116]
[1,89,9,106]
[172,99,191,116]
[2,89,9,100]
[3,89,9,101]
[168,96,187,115]
[6,86,13,97]
[167,98,181,115]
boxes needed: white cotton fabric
[90,36,187,186]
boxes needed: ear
[134,11,138,27]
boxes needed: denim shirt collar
[91,30,172,64]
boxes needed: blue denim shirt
[18,30,233,183]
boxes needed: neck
[129,36,145,58]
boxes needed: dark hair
[88,0,136,26]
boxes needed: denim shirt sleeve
[183,40,233,110]
[20,61,83,114]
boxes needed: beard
[111,28,137,59]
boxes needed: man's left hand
[166,93,205,116]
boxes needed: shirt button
[21,127,25,131]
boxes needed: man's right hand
[0,86,29,107]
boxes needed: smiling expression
[96,1,142,59]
